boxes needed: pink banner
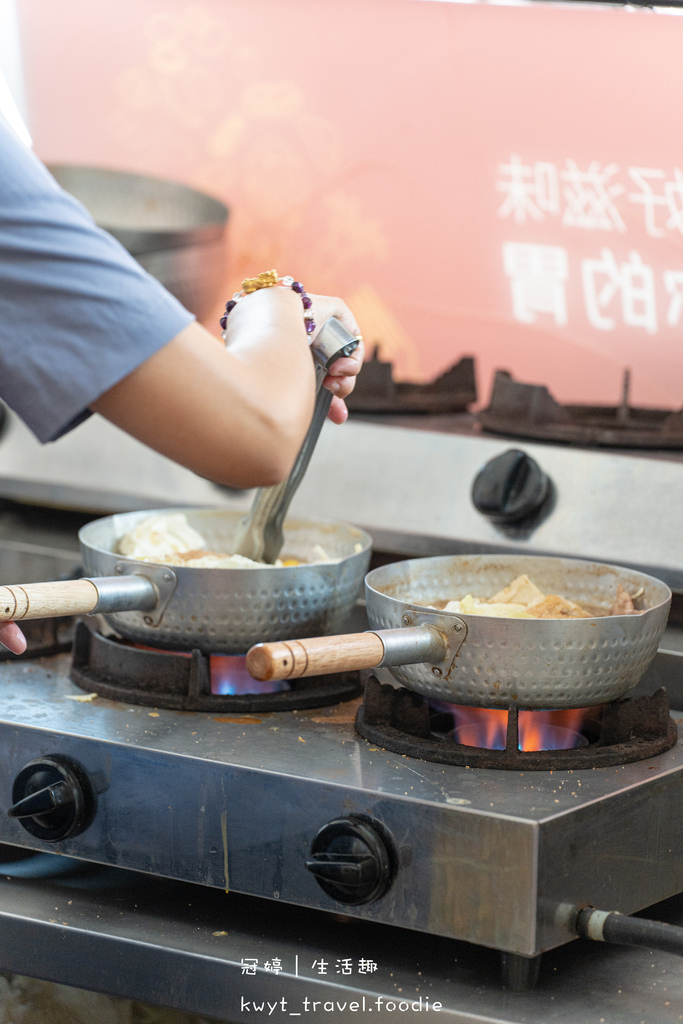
[18,0,683,407]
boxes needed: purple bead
[305,319,316,334]
[226,299,237,313]
[219,315,228,329]
[302,295,312,309]
[291,281,304,293]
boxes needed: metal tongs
[233,317,360,563]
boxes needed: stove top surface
[0,648,681,962]
[2,653,682,821]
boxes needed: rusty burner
[355,676,678,769]
[70,619,361,713]
[479,369,683,449]
[345,349,477,414]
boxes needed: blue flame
[210,656,290,696]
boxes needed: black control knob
[8,755,96,842]
[472,448,550,524]
[306,817,393,905]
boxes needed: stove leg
[500,952,542,992]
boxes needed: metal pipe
[376,625,448,667]
[88,576,158,614]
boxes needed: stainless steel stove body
[0,649,681,962]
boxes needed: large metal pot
[246,554,671,709]
[48,165,229,321]
[0,508,372,654]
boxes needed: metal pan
[246,554,671,709]
[48,165,229,322]
[0,508,372,654]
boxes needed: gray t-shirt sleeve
[0,121,196,442]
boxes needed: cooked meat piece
[609,584,638,616]
[526,594,592,619]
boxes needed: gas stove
[0,621,681,997]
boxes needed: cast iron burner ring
[70,620,361,713]
[355,677,678,770]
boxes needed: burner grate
[479,369,683,449]
[346,350,477,414]
[356,676,678,769]
[70,620,361,712]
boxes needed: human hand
[0,622,27,655]
[308,295,365,424]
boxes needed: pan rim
[78,505,373,572]
[365,552,672,622]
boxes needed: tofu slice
[489,574,545,606]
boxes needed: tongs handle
[233,317,359,564]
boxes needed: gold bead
[242,269,279,294]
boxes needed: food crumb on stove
[148,712,159,717]
[298,736,305,742]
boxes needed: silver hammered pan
[246,554,671,709]
[0,508,372,654]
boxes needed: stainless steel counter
[0,857,680,1023]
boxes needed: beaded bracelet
[220,269,315,340]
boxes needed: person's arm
[91,288,363,489]
[4,289,362,655]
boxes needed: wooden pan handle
[246,632,386,682]
[0,580,101,621]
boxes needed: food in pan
[148,550,296,569]
[117,513,207,561]
[116,513,339,567]
[438,574,643,619]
